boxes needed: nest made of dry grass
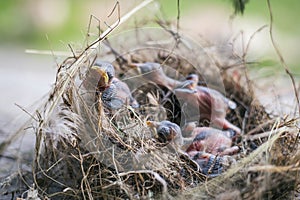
[4,2,300,200]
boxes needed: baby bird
[129,62,181,90]
[186,127,239,176]
[84,61,115,92]
[188,151,224,177]
[186,127,240,156]
[87,61,139,110]
[146,120,183,146]
[174,74,241,135]
[147,120,237,176]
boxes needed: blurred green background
[0,0,299,72]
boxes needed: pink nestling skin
[174,74,241,135]
[186,127,239,156]
[188,150,211,162]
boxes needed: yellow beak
[127,63,141,74]
[91,66,109,84]
[146,121,159,138]
[146,121,160,127]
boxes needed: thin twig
[25,49,72,56]
[247,163,300,173]
[107,1,120,18]
[176,0,180,33]
[67,44,77,58]
[243,25,268,58]
[266,0,300,147]
[43,0,154,130]
[103,39,128,65]
[118,170,168,195]
[244,126,290,141]
[15,103,39,122]
[45,34,60,70]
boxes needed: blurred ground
[0,46,56,177]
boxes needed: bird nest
[8,4,300,200]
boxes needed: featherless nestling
[174,74,241,135]
[185,127,239,156]
[146,120,237,177]
[146,120,183,146]
[187,150,224,177]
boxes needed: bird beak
[175,80,195,90]
[174,88,196,95]
[127,63,142,74]
[146,121,160,127]
[146,121,160,139]
[127,63,138,69]
[91,66,109,84]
